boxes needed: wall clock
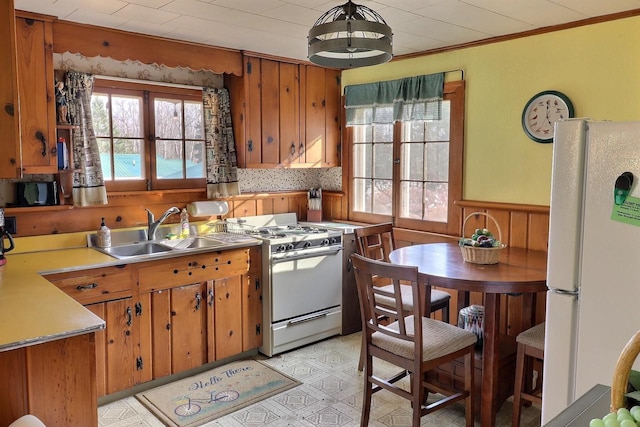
[521,90,574,143]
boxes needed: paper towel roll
[187,201,229,217]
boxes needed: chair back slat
[355,223,396,262]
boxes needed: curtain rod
[95,75,204,90]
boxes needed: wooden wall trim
[51,20,243,76]
[456,199,549,214]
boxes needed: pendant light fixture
[308,0,393,69]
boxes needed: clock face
[522,91,574,143]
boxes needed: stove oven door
[270,247,342,322]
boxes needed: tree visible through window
[91,80,205,191]
[348,81,464,235]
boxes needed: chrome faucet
[146,207,180,240]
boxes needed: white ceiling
[14,0,640,64]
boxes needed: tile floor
[98,332,541,427]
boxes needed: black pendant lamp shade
[308,0,393,69]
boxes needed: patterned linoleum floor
[98,332,541,427]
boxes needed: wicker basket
[459,212,506,265]
[611,330,640,412]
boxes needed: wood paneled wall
[5,190,343,237]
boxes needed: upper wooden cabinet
[0,6,58,178]
[228,55,341,169]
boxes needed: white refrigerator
[542,119,640,423]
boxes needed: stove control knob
[321,238,330,246]
[276,245,287,252]
[303,241,312,249]
[330,237,338,244]
[286,243,295,251]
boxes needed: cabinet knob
[267,136,273,144]
[3,103,14,116]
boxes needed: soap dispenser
[97,217,111,248]
[180,209,190,238]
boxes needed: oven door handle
[287,310,331,326]
[271,247,342,263]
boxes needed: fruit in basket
[590,406,640,427]
[459,228,501,248]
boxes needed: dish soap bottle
[97,217,111,248]
[180,209,190,238]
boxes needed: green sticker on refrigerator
[611,195,640,226]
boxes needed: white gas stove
[226,213,343,356]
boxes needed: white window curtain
[344,72,444,125]
[64,71,108,206]
[202,88,240,198]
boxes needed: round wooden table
[389,242,547,427]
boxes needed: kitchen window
[348,81,464,235]
[91,79,206,192]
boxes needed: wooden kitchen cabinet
[149,283,207,377]
[0,0,20,178]
[209,276,243,360]
[44,264,149,398]
[243,245,263,351]
[228,55,341,168]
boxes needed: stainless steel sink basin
[97,242,174,259]
[160,237,225,250]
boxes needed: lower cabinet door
[150,283,207,377]
[84,298,136,396]
[213,276,243,360]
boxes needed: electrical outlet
[4,216,16,235]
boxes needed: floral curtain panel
[202,88,240,198]
[344,72,444,125]
[64,71,108,206]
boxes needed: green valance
[344,72,444,125]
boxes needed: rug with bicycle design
[136,359,301,426]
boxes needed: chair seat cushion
[516,322,545,351]
[372,316,477,361]
[375,285,450,311]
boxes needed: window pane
[372,179,392,215]
[402,121,425,142]
[352,178,371,213]
[426,142,449,181]
[97,138,112,180]
[352,125,372,143]
[155,99,182,139]
[401,143,424,181]
[184,102,203,140]
[156,140,184,179]
[399,181,423,219]
[373,143,392,179]
[373,123,393,142]
[185,141,205,178]
[114,139,143,180]
[353,143,372,178]
[427,100,450,141]
[91,94,110,137]
[425,182,448,222]
[112,95,143,138]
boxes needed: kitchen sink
[97,242,174,259]
[160,237,225,250]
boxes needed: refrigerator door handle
[551,288,580,298]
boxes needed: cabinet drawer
[138,249,249,292]
[45,265,134,304]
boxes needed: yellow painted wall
[342,16,640,206]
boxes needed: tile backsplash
[238,167,342,193]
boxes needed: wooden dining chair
[512,321,545,427]
[354,223,452,370]
[351,253,477,427]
